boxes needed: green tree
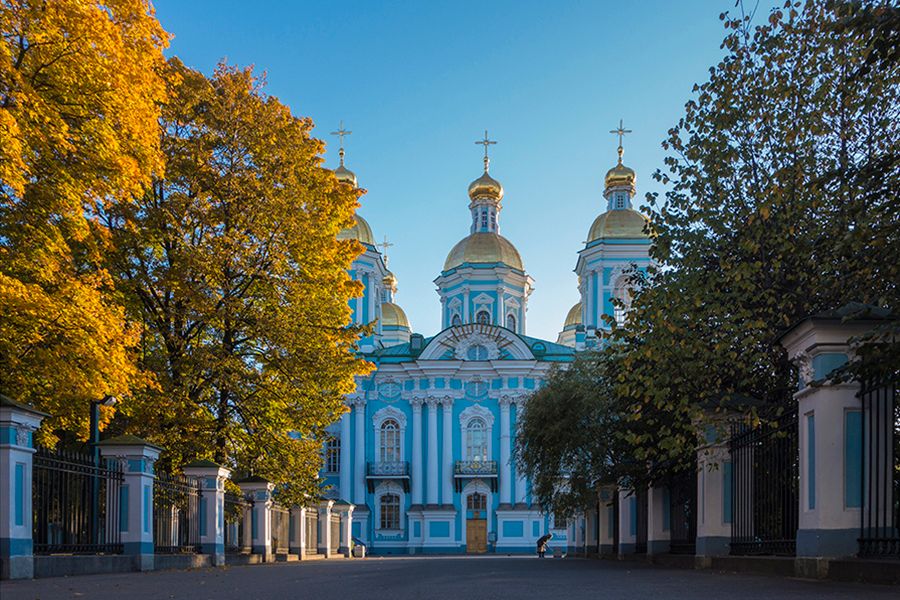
[100,60,370,502]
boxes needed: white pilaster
[183,461,231,566]
[353,398,366,506]
[426,398,439,505]
[499,397,512,506]
[497,286,505,326]
[647,485,670,555]
[513,400,527,505]
[441,397,454,505]
[339,410,351,499]
[463,288,470,323]
[411,398,424,505]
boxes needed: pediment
[417,323,534,361]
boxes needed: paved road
[1,556,895,600]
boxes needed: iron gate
[271,504,290,554]
[305,509,319,554]
[729,410,799,556]
[668,468,698,555]
[330,513,341,553]
[859,375,899,557]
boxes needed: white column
[441,397,454,506]
[514,400,527,505]
[647,485,670,555]
[367,272,376,325]
[317,500,334,557]
[618,488,636,555]
[499,397,512,506]
[340,410,351,499]
[497,286,505,326]
[426,398,439,505]
[353,398,366,506]
[462,287,470,323]
[411,398,424,505]
[183,462,231,566]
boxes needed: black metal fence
[859,376,899,558]
[729,410,799,556]
[153,471,201,554]
[634,488,648,554]
[224,491,251,553]
[272,504,290,554]
[32,447,124,554]
[668,468,698,555]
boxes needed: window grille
[467,492,487,511]
[476,310,490,325]
[325,436,341,473]
[380,494,400,530]
[506,314,516,331]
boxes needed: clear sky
[153,0,776,342]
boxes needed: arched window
[481,210,488,230]
[325,436,340,473]
[476,310,490,325]
[505,314,516,331]
[451,313,462,327]
[467,492,487,511]
[466,418,488,462]
[612,277,632,327]
[466,345,488,361]
[615,192,627,209]
[380,419,400,463]
[379,493,400,530]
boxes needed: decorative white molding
[453,333,500,361]
[15,425,31,447]
[418,324,534,361]
[372,405,407,429]
[459,403,494,428]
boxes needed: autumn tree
[0,0,168,443]
[100,60,369,501]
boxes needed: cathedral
[321,125,652,554]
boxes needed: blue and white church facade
[322,129,651,555]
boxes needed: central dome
[587,209,649,242]
[443,232,523,271]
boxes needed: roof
[587,209,650,242]
[443,232,524,271]
[337,214,375,246]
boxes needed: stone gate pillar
[183,461,230,566]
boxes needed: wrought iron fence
[859,375,899,558]
[667,468,698,555]
[729,409,799,556]
[366,461,409,476]
[454,460,497,475]
[32,447,124,554]
[634,488,648,554]
[153,471,201,554]
[304,509,319,554]
[224,491,251,553]
[272,504,290,554]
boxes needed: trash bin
[352,544,366,558]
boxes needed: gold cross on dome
[475,130,497,172]
[378,235,394,263]
[609,119,632,164]
[330,120,352,165]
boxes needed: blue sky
[153,0,776,342]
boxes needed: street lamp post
[90,395,118,546]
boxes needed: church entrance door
[466,518,487,554]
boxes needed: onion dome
[564,302,583,328]
[334,164,358,188]
[383,272,398,293]
[468,171,504,201]
[443,232,523,271]
[604,162,636,193]
[337,214,375,246]
[587,210,649,242]
[381,302,410,329]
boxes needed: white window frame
[372,406,407,463]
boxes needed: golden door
[466,519,487,554]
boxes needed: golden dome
[334,165,358,188]
[443,232,523,271]
[468,171,504,201]
[381,302,410,329]
[564,302,583,328]
[383,272,398,292]
[587,209,649,242]
[337,214,375,246]
[604,162,636,191]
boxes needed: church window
[476,310,490,325]
[324,435,340,473]
[466,345,488,361]
[481,210,488,230]
[466,418,488,462]
[379,419,401,463]
[505,314,516,331]
[612,277,632,327]
[379,494,400,530]
[490,211,496,229]
[467,492,487,511]
[451,314,462,327]
[615,193,627,209]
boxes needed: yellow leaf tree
[0,0,169,443]
[101,60,370,501]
